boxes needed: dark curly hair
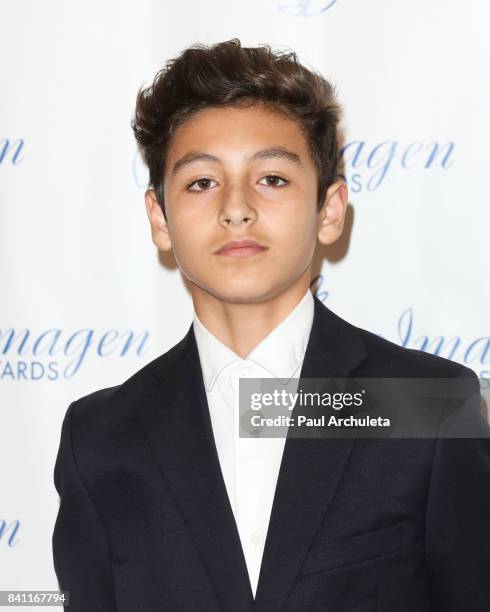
[131,38,341,219]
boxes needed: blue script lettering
[340,140,455,192]
[0,138,24,165]
[398,308,489,376]
[0,519,20,547]
[310,274,328,302]
[0,328,150,379]
[310,287,487,376]
[277,0,338,17]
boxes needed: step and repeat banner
[1,0,489,602]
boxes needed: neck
[191,273,311,358]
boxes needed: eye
[186,178,217,192]
[259,175,289,188]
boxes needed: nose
[218,185,257,227]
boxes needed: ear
[144,189,172,252]
[317,180,348,246]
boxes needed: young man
[52,39,490,611]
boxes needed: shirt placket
[233,361,268,597]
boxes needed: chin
[218,282,291,304]
[201,282,272,304]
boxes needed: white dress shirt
[192,289,314,597]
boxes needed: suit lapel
[137,327,254,611]
[253,296,368,611]
[137,295,368,612]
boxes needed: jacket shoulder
[314,300,476,380]
[355,323,476,379]
[68,326,192,427]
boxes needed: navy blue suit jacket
[52,296,490,611]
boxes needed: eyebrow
[170,146,303,176]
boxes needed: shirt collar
[193,289,314,392]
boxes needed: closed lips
[216,240,266,253]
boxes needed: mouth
[215,239,268,258]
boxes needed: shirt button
[250,531,263,546]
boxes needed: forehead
[166,104,310,162]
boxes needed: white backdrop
[1,0,489,603]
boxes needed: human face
[146,104,346,304]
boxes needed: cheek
[169,220,211,270]
[272,206,318,247]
